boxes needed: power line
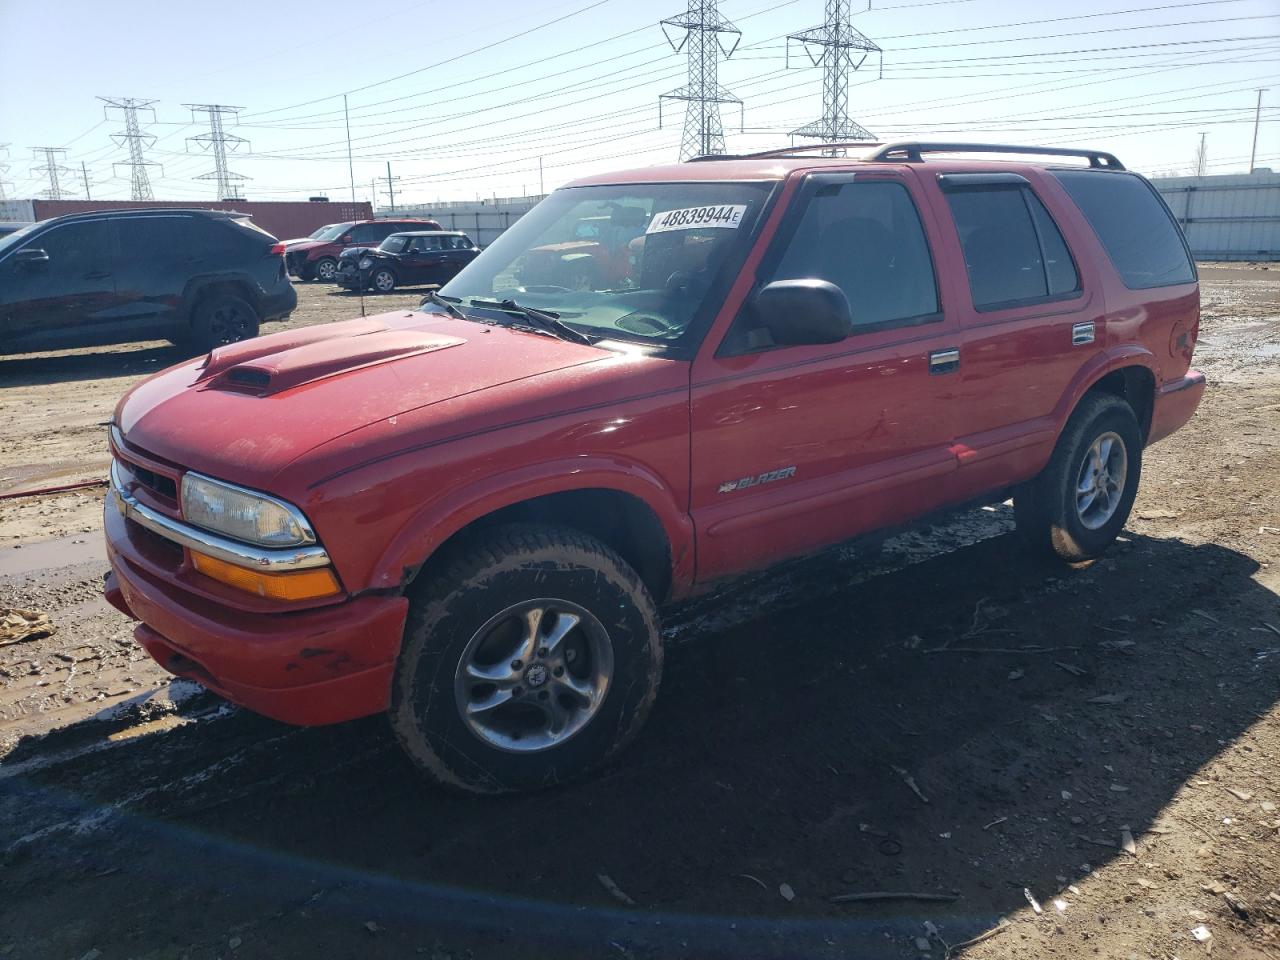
[786,0,881,151]
[185,104,249,199]
[99,97,162,201]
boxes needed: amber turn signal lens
[191,551,341,601]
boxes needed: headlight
[358,257,372,269]
[180,473,316,547]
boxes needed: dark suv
[0,209,296,355]
[335,230,479,293]
[285,218,443,282]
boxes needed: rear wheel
[1015,393,1143,562]
[390,524,663,795]
[313,257,338,283]
[371,268,396,293]
[188,294,260,353]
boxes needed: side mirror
[14,248,50,270]
[749,279,852,346]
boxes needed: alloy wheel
[1075,431,1128,530]
[453,599,613,753]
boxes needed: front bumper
[1147,369,1206,445]
[335,264,369,290]
[103,466,408,726]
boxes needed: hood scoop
[206,327,465,396]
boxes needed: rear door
[689,170,963,581]
[110,214,195,334]
[920,171,1103,499]
[1,218,120,347]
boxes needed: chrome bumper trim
[109,459,331,571]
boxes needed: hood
[287,239,330,254]
[338,245,378,260]
[114,311,610,489]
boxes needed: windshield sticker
[646,204,748,235]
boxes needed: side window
[27,221,113,275]
[347,224,383,243]
[115,217,189,262]
[419,236,443,251]
[1052,170,1194,289]
[945,185,1081,310]
[1027,193,1079,296]
[769,180,940,331]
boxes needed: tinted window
[447,236,473,249]
[28,220,114,274]
[380,235,409,253]
[947,188,1049,308]
[348,223,394,243]
[1027,192,1079,296]
[115,216,190,259]
[1052,170,1194,289]
[770,180,939,330]
[192,218,244,259]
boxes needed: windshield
[379,235,410,254]
[0,220,46,258]
[314,222,353,242]
[436,182,773,350]
[310,223,335,238]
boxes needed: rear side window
[115,216,190,261]
[770,180,940,331]
[945,185,1080,310]
[1051,170,1194,289]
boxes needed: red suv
[285,218,442,282]
[104,142,1203,794]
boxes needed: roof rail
[687,142,884,162]
[865,141,1124,170]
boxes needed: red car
[285,218,442,282]
[104,142,1203,794]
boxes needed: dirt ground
[0,269,1277,960]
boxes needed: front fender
[368,455,695,594]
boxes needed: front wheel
[371,268,396,293]
[313,257,338,283]
[390,525,663,795]
[1015,393,1143,563]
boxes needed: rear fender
[1045,345,1159,456]
[369,456,695,593]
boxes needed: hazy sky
[1,0,1276,206]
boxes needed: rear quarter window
[1051,170,1195,289]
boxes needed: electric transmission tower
[659,0,743,161]
[31,147,75,200]
[787,0,881,152]
[0,144,12,202]
[185,104,249,199]
[99,97,162,201]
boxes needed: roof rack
[865,141,1124,170]
[688,142,885,162]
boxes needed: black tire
[370,268,397,293]
[390,524,663,795]
[188,294,260,352]
[1015,393,1143,563]
[313,257,338,283]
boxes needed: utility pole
[538,156,544,196]
[1250,87,1268,173]
[185,104,249,199]
[99,97,161,200]
[81,161,93,200]
[1194,132,1208,177]
[381,161,399,212]
[344,94,357,208]
[0,144,11,202]
[659,0,743,161]
[787,0,881,153]
[31,147,74,200]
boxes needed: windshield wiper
[469,298,595,346]
[420,290,468,321]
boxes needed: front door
[689,171,963,582]
[1,218,120,349]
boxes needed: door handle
[929,347,960,375]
